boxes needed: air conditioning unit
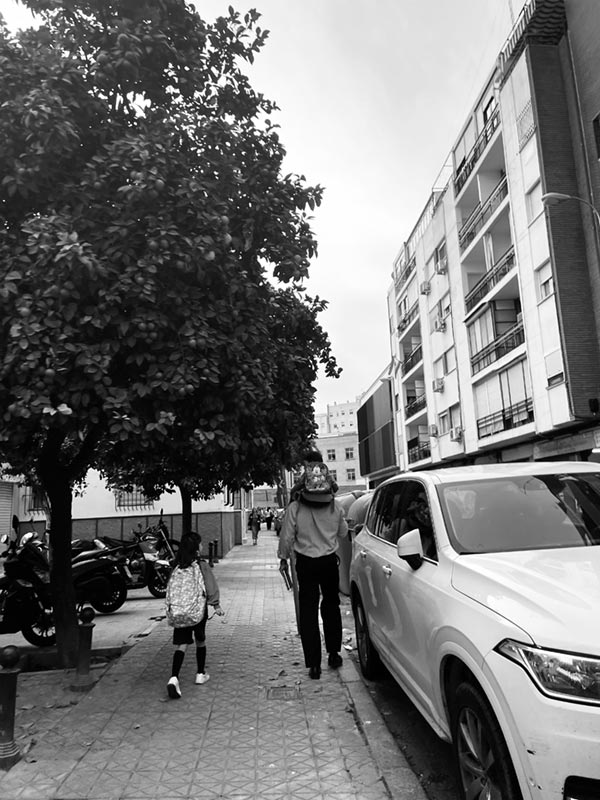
[428,424,439,437]
[433,316,446,332]
[450,426,463,442]
[432,377,444,392]
[420,280,431,295]
[516,312,523,324]
[435,256,448,274]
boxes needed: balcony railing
[397,301,419,334]
[465,246,516,312]
[477,397,534,439]
[394,254,416,290]
[458,176,508,253]
[405,393,426,418]
[407,440,431,464]
[454,107,501,195]
[471,320,524,374]
[401,343,423,375]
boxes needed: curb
[340,655,430,800]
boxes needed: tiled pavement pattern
[0,529,428,800]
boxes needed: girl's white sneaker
[195,672,210,685]
[167,677,181,698]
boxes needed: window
[536,261,554,301]
[526,181,543,223]
[22,486,48,513]
[434,347,456,379]
[434,240,447,273]
[438,405,461,435]
[327,449,336,461]
[440,292,451,319]
[114,487,155,511]
[345,447,354,460]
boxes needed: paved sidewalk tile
[0,528,426,800]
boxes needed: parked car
[335,491,371,595]
[349,462,600,800]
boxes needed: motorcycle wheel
[148,566,170,599]
[22,608,56,648]
[91,575,127,614]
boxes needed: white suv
[349,462,600,800]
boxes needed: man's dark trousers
[295,552,342,668]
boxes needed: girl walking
[165,532,224,699]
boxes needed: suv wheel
[353,592,381,680]
[451,681,523,800]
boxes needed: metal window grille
[114,488,155,511]
[22,486,49,513]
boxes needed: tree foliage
[0,0,339,665]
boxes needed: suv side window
[398,480,437,561]
[370,482,407,544]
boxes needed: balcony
[465,246,516,312]
[477,397,534,439]
[458,175,508,253]
[397,301,419,335]
[454,107,501,196]
[407,438,431,464]
[471,320,524,374]
[405,393,426,418]
[401,343,423,375]
[394,254,416,291]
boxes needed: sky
[2,0,527,413]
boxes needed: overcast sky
[2,0,527,412]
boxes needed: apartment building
[389,0,600,470]
[314,399,366,493]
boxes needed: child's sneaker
[167,677,181,699]
[195,672,210,685]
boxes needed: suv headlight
[497,640,600,704]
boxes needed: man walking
[277,452,348,680]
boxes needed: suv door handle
[359,549,368,559]
[382,565,392,577]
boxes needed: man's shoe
[328,653,343,669]
[308,666,321,680]
[167,677,181,699]
[195,672,210,685]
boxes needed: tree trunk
[179,484,192,536]
[41,470,79,668]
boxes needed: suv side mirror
[397,528,423,570]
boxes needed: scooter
[72,531,171,599]
[0,534,56,647]
[19,531,128,614]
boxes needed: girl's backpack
[165,562,206,628]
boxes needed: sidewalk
[0,529,428,800]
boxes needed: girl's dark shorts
[172,611,208,645]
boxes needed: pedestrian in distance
[249,507,261,545]
[165,532,224,699]
[265,506,274,531]
[278,449,348,680]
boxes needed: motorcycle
[72,520,173,599]
[19,531,128,615]
[0,534,56,647]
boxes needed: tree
[0,0,337,666]
[101,284,339,534]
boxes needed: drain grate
[266,686,300,700]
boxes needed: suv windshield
[439,472,600,553]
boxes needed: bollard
[0,645,21,770]
[70,606,96,692]
[212,539,219,564]
[207,542,214,568]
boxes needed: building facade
[314,399,365,494]
[389,0,600,470]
